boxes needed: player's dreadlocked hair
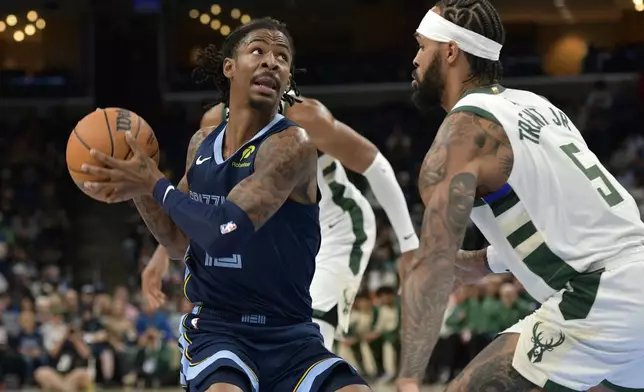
[193,17,301,107]
[435,0,505,84]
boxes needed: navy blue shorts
[178,307,367,392]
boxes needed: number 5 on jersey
[560,143,624,207]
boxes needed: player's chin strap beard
[416,10,502,61]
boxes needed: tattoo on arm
[400,112,505,381]
[133,129,208,258]
[227,127,317,230]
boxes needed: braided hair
[193,17,301,107]
[435,0,506,84]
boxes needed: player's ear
[446,41,460,65]
[223,57,234,79]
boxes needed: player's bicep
[418,112,495,203]
[227,127,317,229]
[313,119,378,173]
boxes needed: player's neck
[443,79,492,111]
[225,106,276,154]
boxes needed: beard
[411,53,445,113]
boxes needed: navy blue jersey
[183,114,321,323]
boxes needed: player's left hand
[82,131,166,203]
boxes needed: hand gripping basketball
[81,131,166,204]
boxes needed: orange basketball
[66,107,160,202]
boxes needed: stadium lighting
[24,24,36,35]
[211,4,221,15]
[27,10,38,22]
[231,8,241,19]
[36,18,46,29]
[13,30,24,41]
[0,21,6,32]
[189,9,199,19]
[636,3,644,11]
[210,19,221,30]
[220,24,230,36]
[241,14,251,24]
[6,14,18,26]
[199,13,211,24]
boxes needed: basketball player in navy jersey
[80,17,370,392]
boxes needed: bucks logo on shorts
[527,321,566,363]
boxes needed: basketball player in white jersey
[396,1,644,392]
[145,96,419,350]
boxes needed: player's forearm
[399,211,455,381]
[400,173,477,381]
[152,178,255,255]
[133,195,188,259]
[362,151,419,252]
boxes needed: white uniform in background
[457,86,644,391]
[312,153,377,340]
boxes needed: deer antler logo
[526,321,565,363]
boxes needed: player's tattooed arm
[398,112,510,384]
[133,129,209,259]
[227,127,318,229]
[288,99,378,173]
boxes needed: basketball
[66,107,160,202]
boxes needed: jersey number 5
[560,143,624,207]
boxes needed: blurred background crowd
[1,0,644,390]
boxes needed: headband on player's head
[416,9,502,61]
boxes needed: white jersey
[317,153,373,238]
[453,86,644,303]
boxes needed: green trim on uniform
[523,243,578,292]
[450,105,501,125]
[322,161,337,177]
[221,103,227,120]
[473,198,486,207]
[543,380,578,392]
[487,188,520,217]
[485,189,579,292]
[324,163,366,276]
[601,380,644,392]
[459,84,506,99]
[559,268,604,321]
[506,221,535,248]
[312,309,328,320]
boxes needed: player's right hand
[141,255,169,310]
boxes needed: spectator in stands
[104,299,137,385]
[80,306,115,385]
[494,283,533,332]
[134,326,172,388]
[34,322,92,392]
[136,300,173,343]
[17,310,45,384]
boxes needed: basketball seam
[72,127,92,151]
[102,109,115,157]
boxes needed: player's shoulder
[285,97,332,123]
[257,125,317,166]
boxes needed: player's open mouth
[251,75,279,94]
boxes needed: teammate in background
[196,94,419,349]
[81,18,370,392]
[397,1,644,392]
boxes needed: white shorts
[311,206,376,332]
[501,260,644,391]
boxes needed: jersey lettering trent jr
[183,114,321,323]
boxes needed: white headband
[416,10,502,61]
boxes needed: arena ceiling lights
[188,4,252,36]
[0,10,46,42]
[634,0,644,12]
